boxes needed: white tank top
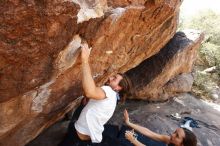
[74,86,117,143]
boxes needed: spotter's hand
[124,109,130,125]
[125,129,136,143]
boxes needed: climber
[122,109,197,146]
[59,42,132,146]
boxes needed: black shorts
[58,126,92,146]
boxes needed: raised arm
[124,109,170,144]
[80,43,106,100]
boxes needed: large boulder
[0,0,181,146]
[162,73,194,99]
[126,30,204,101]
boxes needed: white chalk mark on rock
[93,72,104,79]
[67,0,108,23]
[55,35,82,75]
[110,7,126,23]
[32,80,55,113]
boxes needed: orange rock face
[0,0,181,146]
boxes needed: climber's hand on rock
[81,42,92,63]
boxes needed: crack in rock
[32,80,55,113]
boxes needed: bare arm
[124,109,170,144]
[81,43,106,100]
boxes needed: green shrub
[199,42,220,67]
[180,9,220,101]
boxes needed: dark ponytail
[118,73,133,103]
[182,128,197,146]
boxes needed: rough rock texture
[0,0,181,146]
[126,30,204,101]
[26,94,220,146]
[162,73,194,98]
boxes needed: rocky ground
[26,93,220,146]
